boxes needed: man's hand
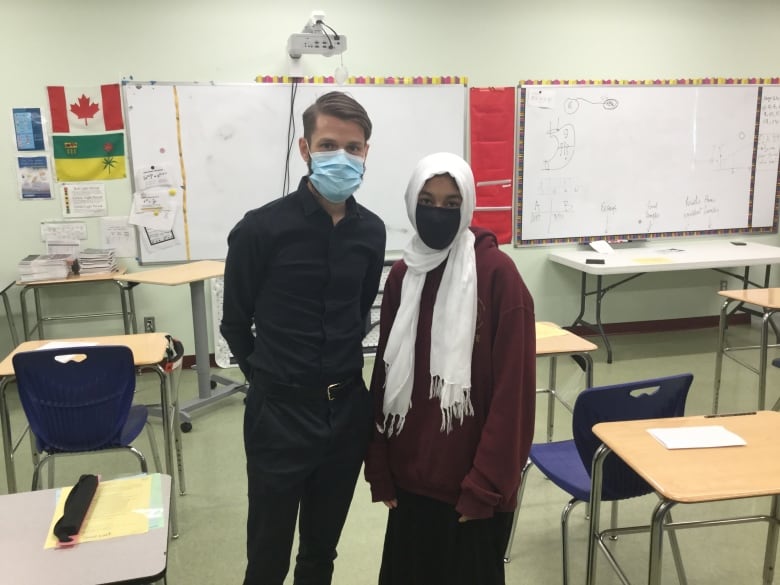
[383,499,398,509]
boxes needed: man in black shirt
[221,91,386,585]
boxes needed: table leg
[573,272,588,328]
[583,353,594,388]
[593,276,613,364]
[153,364,178,538]
[572,274,614,364]
[189,281,211,400]
[0,377,16,493]
[760,309,772,411]
[33,288,43,340]
[585,443,610,585]
[546,356,557,442]
[116,281,138,334]
[1,286,19,348]
[541,352,593,443]
[176,279,245,422]
[763,494,780,585]
[712,299,730,414]
[648,499,676,585]
[19,287,31,341]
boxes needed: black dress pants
[242,375,372,585]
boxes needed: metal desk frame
[586,412,780,585]
[549,241,780,363]
[0,333,184,538]
[17,271,137,341]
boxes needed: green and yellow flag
[52,133,126,181]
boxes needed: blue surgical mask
[309,149,365,203]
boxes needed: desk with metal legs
[549,241,780,363]
[587,411,780,585]
[116,261,244,430]
[535,321,597,442]
[17,270,136,341]
[0,333,183,537]
[504,322,597,563]
[713,288,780,413]
[0,473,171,585]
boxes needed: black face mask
[416,204,461,250]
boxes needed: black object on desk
[585,258,605,264]
[53,474,99,543]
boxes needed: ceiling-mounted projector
[287,11,347,59]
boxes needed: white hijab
[381,152,477,436]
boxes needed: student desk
[0,333,182,537]
[535,321,597,442]
[0,473,171,585]
[549,241,780,363]
[116,261,242,428]
[586,411,780,585]
[17,270,136,341]
[504,322,598,563]
[713,288,780,413]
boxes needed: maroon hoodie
[364,226,536,519]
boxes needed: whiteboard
[517,83,780,243]
[123,82,467,262]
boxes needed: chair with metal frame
[506,373,694,585]
[12,344,162,490]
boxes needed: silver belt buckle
[327,382,339,400]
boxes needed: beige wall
[1,0,779,354]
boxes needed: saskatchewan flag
[52,133,126,182]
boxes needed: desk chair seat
[12,345,162,490]
[506,373,694,585]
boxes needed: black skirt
[378,488,514,585]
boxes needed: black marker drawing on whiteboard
[707,139,752,174]
[563,96,619,115]
[643,201,659,233]
[600,201,617,234]
[543,119,575,170]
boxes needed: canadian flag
[47,84,124,134]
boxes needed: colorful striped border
[520,77,780,86]
[515,77,780,246]
[255,75,467,85]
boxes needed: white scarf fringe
[380,152,478,438]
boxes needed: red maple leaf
[69,94,100,125]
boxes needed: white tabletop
[0,474,170,585]
[549,240,780,276]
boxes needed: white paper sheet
[647,425,747,449]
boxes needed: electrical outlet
[144,316,156,333]
[719,280,728,291]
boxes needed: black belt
[254,375,358,401]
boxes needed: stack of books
[18,254,72,282]
[77,248,118,275]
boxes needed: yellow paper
[632,257,673,264]
[535,322,568,339]
[45,475,152,549]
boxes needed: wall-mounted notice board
[123,77,467,262]
[515,79,780,245]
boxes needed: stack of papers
[78,248,118,274]
[17,253,72,282]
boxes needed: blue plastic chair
[12,345,161,490]
[506,373,694,585]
